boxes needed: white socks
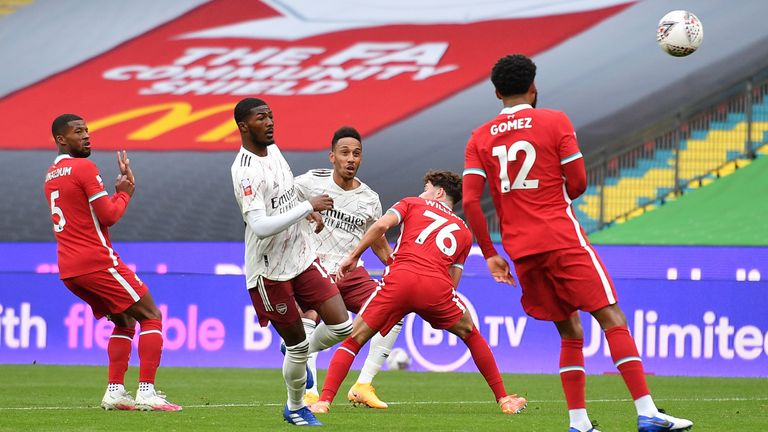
[138,382,154,394]
[302,318,319,394]
[308,319,353,353]
[283,339,309,410]
[634,394,659,417]
[569,408,592,431]
[357,320,402,384]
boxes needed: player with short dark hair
[294,126,397,409]
[462,54,692,432]
[308,170,528,417]
[45,114,181,412]
[230,98,353,426]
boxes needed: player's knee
[328,319,353,340]
[452,321,474,340]
[285,339,310,363]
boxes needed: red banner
[0,0,629,151]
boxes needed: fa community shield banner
[0,0,631,151]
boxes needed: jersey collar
[499,104,533,115]
[54,154,73,164]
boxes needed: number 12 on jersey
[492,141,539,192]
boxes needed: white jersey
[295,169,382,274]
[231,145,316,284]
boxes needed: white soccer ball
[657,10,703,57]
[386,347,411,370]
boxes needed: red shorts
[62,262,148,319]
[332,266,379,314]
[248,259,340,327]
[513,246,618,322]
[359,269,465,336]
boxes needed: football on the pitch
[657,10,703,57]
[386,348,411,370]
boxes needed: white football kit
[231,145,316,285]
[294,169,382,274]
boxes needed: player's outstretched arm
[338,212,398,278]
[371,234,393,265]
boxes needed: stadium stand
[575,89,768,233]
[588,152,768,245]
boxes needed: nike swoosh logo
[642,418,673,427]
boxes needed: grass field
[0,365,766,431]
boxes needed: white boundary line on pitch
[1,397,766,411]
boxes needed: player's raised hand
[307,211,325,233]
[486,255,516,286]
[336,255,357,280]
[116,150,135,185]
[115,174,135,197]
[309,194,333,211]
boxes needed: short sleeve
[557,112,582,165]
[462,132,487,178]
[294,172,311,200]
[236,169,266,214]
[76,160,107,202]
[387,198,410,224]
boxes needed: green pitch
[0,365,766,431]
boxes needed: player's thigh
[514,253,575,322]
[412,277,467,331]
[63,263,148,319]
[357,276,409,337]
[551,247,618,313]
[335,266,379,314]
[248,276,302,330]
[293,260,340,310]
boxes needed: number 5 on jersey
[492,141,539,192]
[50,190,66,232]
[415,210,460,256]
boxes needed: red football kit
[44,155,146,318]
[463,104,617,321]
[359,197,472,334]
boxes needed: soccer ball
[657,10,703,57]
[386,348,411,370]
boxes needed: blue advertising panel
[1,242,765,282]
[1,270,766,377]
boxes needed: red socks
[463,326,507,401]
[107,326,135,384]
[605,326,650,400]
[559,338,586,409]
[138,319,163,384]
[319,337,361,403]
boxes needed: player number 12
[492,141,539,192]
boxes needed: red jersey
[463,104,587,259]
[386,197,472,286]
[44,155,127,279]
